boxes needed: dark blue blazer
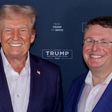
[0,53,63,112]
[64,72,112,112]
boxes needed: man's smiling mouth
[90,55,102,58]
[9,43,23,47]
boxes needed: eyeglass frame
[83,38,112,47]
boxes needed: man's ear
[31,29,36,43]
[0,30,1,42]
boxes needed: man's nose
[12,30,19,40]
[91,42,100,51]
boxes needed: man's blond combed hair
[0,5,37,29]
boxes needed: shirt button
[15,79,18,81]
[17,95,19,97]
[93,93,95,96]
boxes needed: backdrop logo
[42,49,73,59]
[82,22,87,32]
[51,23,64,32]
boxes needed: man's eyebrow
[4,27,12,29]
[19,26,28,29]
[85,37,93,39]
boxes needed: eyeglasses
[83,38,112,47]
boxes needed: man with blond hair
[0,5,63,112]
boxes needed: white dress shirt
[78,70,112,112]
[1,48,30,112]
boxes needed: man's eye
[101,41,108,44]
[5,29,12,33]
[21,29,26,32]
[20,29,27,32]
[88,40,93,43]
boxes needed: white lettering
[46,51,69,56]
[65,51,69,56]
[46,51,50,55]
[53,26,62,28]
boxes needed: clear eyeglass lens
[84,39,110,46]
[99,41,108,46]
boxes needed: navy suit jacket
[0,53,63,112]
[64,72,112,112]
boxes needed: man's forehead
[0,18,32,31]
[84,25,112,40]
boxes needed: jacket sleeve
[53,67,63,112]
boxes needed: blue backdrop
[0,0,112,103]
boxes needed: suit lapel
[93,80,112,112]
[0,54,13,112]
[75,82,85,112]
[73,75,86,112]
[72,73,87,112]
[27,54,43,112]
